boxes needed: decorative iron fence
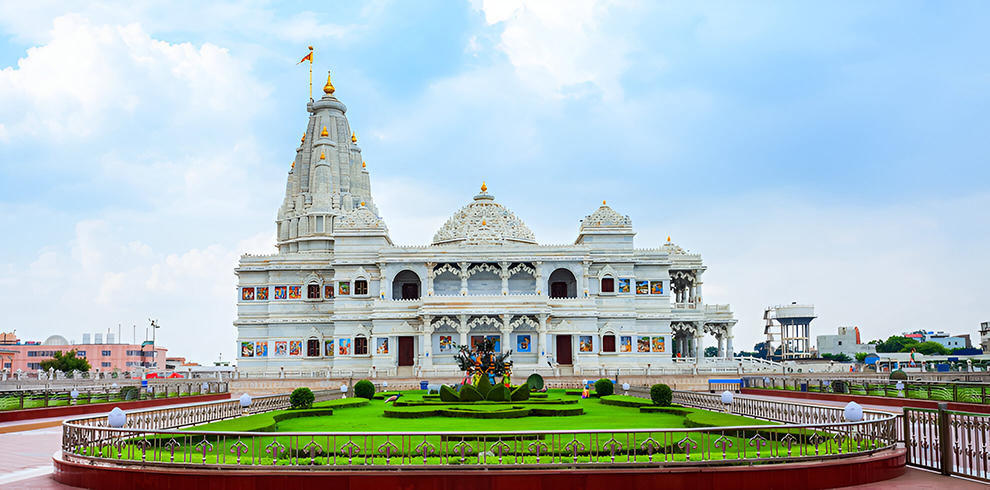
[748,377,990,405]
[903,405,990,482]
[60,391,898,471]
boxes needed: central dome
[432,184,537,246]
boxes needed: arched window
[548,268,577,299]
[307,338,320,357]
[392,270,421,300]
[354,279,368,295]
[355,335,368,355]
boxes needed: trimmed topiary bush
[353,380,375,400]
[459,384,484,402]
[526,373,544,391]
[510,385,530,401]
[439,384,460,402]
[475,375,493,397]
[290,387,315,409]
[486,385,510,401]
[650,383,672,406]
[594,378,614,397]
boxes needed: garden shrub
[639,406,691,416]
[476,375,493,397]
[594,378,614,397]
[120,386,140,401]
[353,380,375,400]
[510,385,530,401]
[459,384,484,402]
[290,387,315,409]
[600,395,652,408]
[486,385,510,401]
[526,373,544,391]
[529,407,584,416]
[439,385,460,402]
[650,384,672,406]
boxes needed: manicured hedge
[487,385,510,401]
[639,406,691,416]
[354,380,375,400]
[510,385,530,401]
[529,407,584,417]
[290,387,315,409]
[650,384,672,406]
[476,376,493,397]
[459,384,484,402]
[599,395,653,408]
[439,385,460,402]
[594,379,614,397]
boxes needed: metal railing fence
[904,405,990,482]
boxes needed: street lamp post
[149,319,160,370]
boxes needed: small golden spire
[323,72,335,95]
[362,161,366,168]
[603,200,606,205]
[291,161,295,169]
[321,126,328,137]
[301,133,305,143]
[482,219,487,226]
[667,236,671,242]
[481,181,487,193]
[320,151,325,160]
[351,132,357,143]
[360,201,366,207]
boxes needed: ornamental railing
[749,377,990,405]
[903,405,990,482]
[60,392,898,471]
[672,391,891,425]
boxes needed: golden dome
[351,132,357,143]
[300,133,305,143]
[362,161,366,168]
[360,201,366,207]
[603,199,606,205]
[480,181,487,193]
[323,72,335,95]
[321,126,328,137]
[319,151,325,160]
[667,236,671,242]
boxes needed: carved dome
[432,187,536,246]
[42,335,69,346]
[579,203,632,231]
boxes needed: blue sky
[1,1,988,364]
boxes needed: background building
[817,326,876,357]
[0,332,166,374]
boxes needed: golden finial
[291,161,295,169]
[360,201,365,207]
[480,181,487,193]
[603,200,606,205]
[362,161,366,168]
[482,219,487,226]
[351,132,357,143]
[319,151,325,160]
[667,236,671,242]
[301,133,305,143]
[323,71,335,95]
[321,126,328,137]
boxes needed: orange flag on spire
[297,51,313,64]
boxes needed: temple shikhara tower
[234,74,738,377]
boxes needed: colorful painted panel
[274,341,287,357]
[617,279,630,293]
[485,335,501,353]
[241,287,254,301]
[471,336,484,350]
[579,335,593,352]
[636,281,649,295]
[339,282,350,295]
[274,287,287,300]
[289,340,302,356]
[324,285,334,299]
[517,335,531,353]
[255,342,268,357]
[256,287,268,300]
[620,336,632,352]
[240,342,254,357]
[439,336,453,353]
[638,337,651,352]
[652,337,665,353]
[650,281,663,295]
[324,339,334,356]
[376,338,389,354]
[288,286,302,299]
[339,338,351,355]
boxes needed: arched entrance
[548,268,577,298]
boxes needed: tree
[822,353,852,363]
[855,352,869,363]
[904,341,949,356]
[704,346,718,358]
[39,350,91,373]
[874,336,918,353]
[753,342,770,359]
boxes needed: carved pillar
[499,261,509,295]
[582,260,591,298]
[695,270,704,304]
[534,261,544,296]
[499,314,512,353]
[726,323,735,358]
[459,262,469,296]
[537,314,549,365]
[420,315,434,368]
[457,315,470,347]
[378,262,387,300]
[425,262,436,297]
[695,323,705,361]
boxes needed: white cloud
[0,14,270,143]
[480,0,631,100]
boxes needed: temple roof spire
[323,71,335,95]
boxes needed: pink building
[0,333,167,374]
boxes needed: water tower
[764,303,816,361]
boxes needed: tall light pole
[149,319,160,369]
